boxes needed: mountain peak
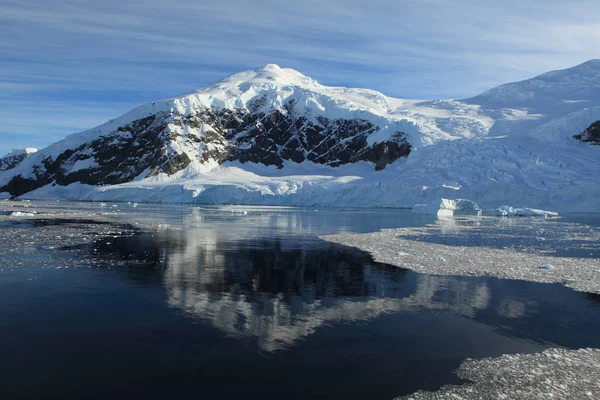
[467,59,600,108]
[261,63,282,70]
[576,59,600,67]
[539,58,600,78]
[194,64,315,94]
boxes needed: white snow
[2,61,600,212]
[69,158,98,173]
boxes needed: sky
[1,0,599,155]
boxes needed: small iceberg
[412,198,482,216]
[10,211,36,217]
[491,206,558,217]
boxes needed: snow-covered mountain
[0,148,37,172]
[1,62,599,211]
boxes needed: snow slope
[1,62,599,212]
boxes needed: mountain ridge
[1,61,599,211]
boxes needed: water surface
[1,203,599,399]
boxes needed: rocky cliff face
[0,153,28,172]
[574,120,600,144]
[179,101,410,170]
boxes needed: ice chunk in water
[412,198,482,216]
[10,211,36,217]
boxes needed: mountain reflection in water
[2,207,600,400]
[93,210,600,353]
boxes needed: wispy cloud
[1,0,599,154]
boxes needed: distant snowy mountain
[0,148,37,172]
[0,62,598,211]
[464,59,600,137]
[468,59,600,108]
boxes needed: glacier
[1,62,599,212]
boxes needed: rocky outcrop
[1,115,189,196]
[574,120,600,144]
[178,101,410,169]
[0,100,411,197]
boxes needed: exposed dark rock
[0,101,412,197]
[188,104,411,169]
[574,120,600,144]
[1,114,193,196]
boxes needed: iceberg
[10,211,36,217]
[412,198,482,216]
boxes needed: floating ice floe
[412,198,482,216]
[397,348,600,400]
[491,206,559,217]
[10,211,36,217]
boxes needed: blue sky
[1,0,599,155]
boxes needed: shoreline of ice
[397,347,600,400]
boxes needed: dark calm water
[0,204,599,400]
